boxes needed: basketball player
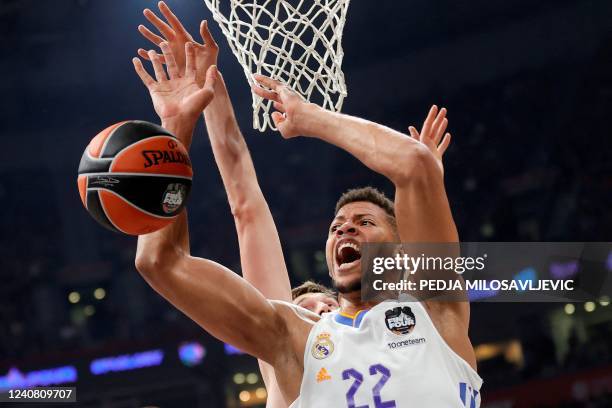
[133,4,481,407]
[134,4,337,407]
[291,281,338,315]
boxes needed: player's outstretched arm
[132,42,289,364]
[205,65,294,408]
[204,69,293,302]
[252,76,458,243]
[137,0,292,303]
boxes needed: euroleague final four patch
[162,183,187,214]
[384,307,416,335]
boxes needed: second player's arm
[204,70,292,302]
[203,60,293,408]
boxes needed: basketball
[77,120,192,235]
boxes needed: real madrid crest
[312,332,334,360]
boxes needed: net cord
[204,0,350,131]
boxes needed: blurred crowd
[0,26,610,406]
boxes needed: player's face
[294,292,339,315]
[326,201,397,294]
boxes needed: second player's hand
[133,42,216,147]
[138,1,218,88]
[408,105,452,175]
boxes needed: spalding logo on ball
[77,120,192,235]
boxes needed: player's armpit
[425,301,476,370]
[135,245,290,365]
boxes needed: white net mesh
[204,0,351,131]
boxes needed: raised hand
[133,41,215,147]
[251,75,310,138]
[408,105,452,175]
[138,1,218,87]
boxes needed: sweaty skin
[133,3,476,406]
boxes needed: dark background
[0,0,610,406]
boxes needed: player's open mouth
[336,239,362,270]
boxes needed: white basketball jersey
[289,299,482,408]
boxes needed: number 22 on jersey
[342,364,396,408]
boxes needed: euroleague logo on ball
[162,183,187,214]
[384,307,416,335]
[142,139,191,169]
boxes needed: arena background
[1,0,611,406]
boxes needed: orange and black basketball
[77,121,192,235]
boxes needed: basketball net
[203,0,351,131]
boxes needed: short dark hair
[291,280,336,301]
[334,187,396,228]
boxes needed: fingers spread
[143,8,175,40]
[148,49,168,82]
[431,107,448,143]
[159,1,190,37]
[435,118,448,145]
[420,104,439,138]
[200,20,218,47]
[160,42,179,79]
[132,57,156,88]
[138,24,164,46]
[432,107,447,129]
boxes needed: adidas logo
[316,367,331,383]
